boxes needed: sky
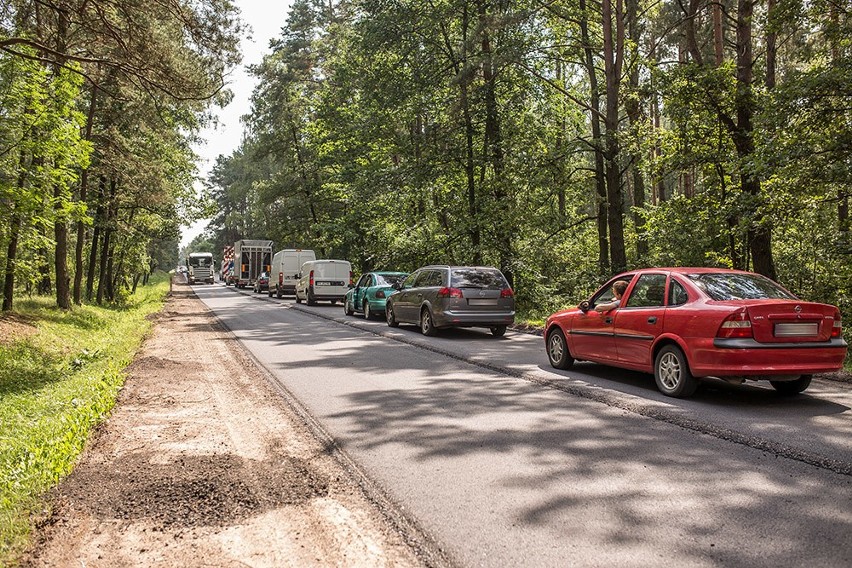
[180,1,294,249]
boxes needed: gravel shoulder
[23,285,425,567]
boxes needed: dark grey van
[385,266,515,337]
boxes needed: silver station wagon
[385,265,515,337]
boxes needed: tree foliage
[0,0,243,309]
[204,0,850,318]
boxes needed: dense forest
[2,1,850,319]
[196,0,850,318]
[0,0,242,310]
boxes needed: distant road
[193,283,852,568]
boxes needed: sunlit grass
[0,274,169,564]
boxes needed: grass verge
[0,274,170,564]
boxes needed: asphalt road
[194,283,852,568]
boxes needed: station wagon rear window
[689,273,796,301]
[451,269,506,289]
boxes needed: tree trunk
[714,0,724,66]
[106,239,116,301]
[461,2,481,264]
[3,212,21,312]
[478,0,511,285]
[86,176,106,300]
[74,83,98,305]
[97,225,111,304]
[625,0,647,259]
[765,0,777,91]
[54,183,71,309]
[734,0,775,279]
[37,238,51,295]
[602,0,627,273]
[3,151,29,311]
[96,178,116,304]
[580,0,609,273]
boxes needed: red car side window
[624,274,667,308]
[669,279,688,306]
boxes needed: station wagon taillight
[717,311,753,339]
[376,290,386,299]
[437,287,464,298]
[501,288,514,298]
[832,310,842,338]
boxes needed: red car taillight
[500,287,514,298]
[309,270,314,288]
[831,310,842,338]
[437,287,464,298]
[717,310,753,339]
[376,290,386,299]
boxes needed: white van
[269,249,316,297]
[295,260,352,305]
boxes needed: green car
[344,271,408,319]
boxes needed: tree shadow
[196,287,852,566]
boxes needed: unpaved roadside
[23,286,429,567]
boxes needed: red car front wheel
[547,328,574,370]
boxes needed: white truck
[269,249,316,298]
[233,240,273,289]
[187,252,215,284]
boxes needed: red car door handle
[647,316,658,324]
[605,317,613,324]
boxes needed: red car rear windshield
[689,273,796,301]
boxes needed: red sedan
[544,268,847,397]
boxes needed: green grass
[0,275,169,564]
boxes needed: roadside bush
[0,273,169,564]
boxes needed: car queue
[217,249,847,399]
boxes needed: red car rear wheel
[654,345,699,398]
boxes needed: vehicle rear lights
[717,311,753,339]
[437,287,464,298]
[500,288,514,298]
[831,311,842,338]
[376,290,386,299]
[349,270,354,286]
[309,270,314,288]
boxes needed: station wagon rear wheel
[547,328,574,369]
[654,345,698,398]
[363,301,372,320]
[490,325,506,337]
[420,308,437,336]
[770,375,812,395]
[386,304,399,327]
[345,299,354,316]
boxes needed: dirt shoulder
[23,286,427,567]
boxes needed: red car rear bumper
[688,337,847,376]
